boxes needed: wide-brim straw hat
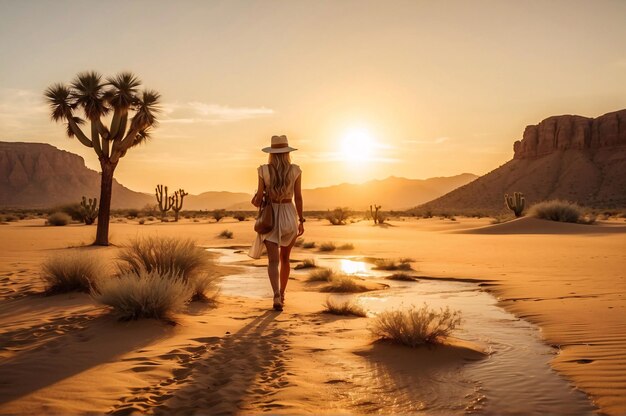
[262,135,298,153]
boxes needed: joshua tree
[505,192,525,217]
[370,204,382,224]
[155,184,174,221]
[171,189,189,222]
[80,196,99,225]
[45,71,160,245]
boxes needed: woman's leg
[264,240,280,297]
[279,237,297,298]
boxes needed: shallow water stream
[208,248,596,415]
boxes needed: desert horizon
[1,1,626,415]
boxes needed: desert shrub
[117,236,219,301]
[92,269,192,321]
[47,212,71,226]
[138,219,146,225]
[373,258,413,271]
[211,209,227,222]
[147,216,155,221]
[294,258,316,270]
[386,272,417,281]
[307,268,334,282]
[219,229,233,239]
[323,297,367,317]
[41,252,104,294]
[528,200,583,223]
[294,237,304,247]
[321,274,369,293]
[126,208,140,219]
[3,214,18,222]
[370,304,462,346]
[56,203,83,221]
[234,214,246,221]
[319,242,336,252]
[326,207,350,225]
[338,243,354,250]
[302,241,316,249]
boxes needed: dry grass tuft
[307,268,334,282]
[294,258,316,270]
[338,243,355,250]
[323,297,367,317]
[318,242,336,252]
[370,304,462,346]
[528,200,584,223]
[218,229,234,239]
[92,269,192,321]
[321,274,370,293]
[41,252,104,294]
[386,272,418,281]
[302,241,316,249]
[117,236,220,301]
[47,212,71,226]
[373,258,414,271]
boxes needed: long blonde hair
[268,152,292,199]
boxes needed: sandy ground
[0,216,624,414]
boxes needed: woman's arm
[294,173,304,235]
[251,175,264,207]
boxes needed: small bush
[41,252,104,294]
[321,274,369,293]
[370,304,462,346]
[117,236,219,301]
[528,200,583,223]
[219,229,233,239]
[338,243,354,250]
[4,214,18,222]
[326,207,350,225]
[294,258,316,270]
[211,209,227,222]
[302,241,316,249]
[319,242,336,252]
[373,258,413,271]
[323,297,367,317]
[386,272,418,281]
[138,219,146,225]
[234,214,246,222]
[294,237,304,247]
[126,209,140,219]
[57,204,83,221]
[47,212,71,226]
[147,216,155,221]
[92,269,192,321]
[307,268,334,282]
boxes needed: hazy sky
[1,0,625,193]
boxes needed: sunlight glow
[339,259,368,275]
[340,127,376,162]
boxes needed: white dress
[248,164,301,259]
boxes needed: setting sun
[340,127,376,162]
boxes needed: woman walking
[249,135,305,311]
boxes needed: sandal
[273,293,283,311]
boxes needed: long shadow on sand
[109,310,291,415]
[0,311,173,407]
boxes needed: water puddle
[208,248,596,415]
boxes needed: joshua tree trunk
[94,160,118,246]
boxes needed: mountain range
[0,141,477,210]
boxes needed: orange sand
[0,216,624,414]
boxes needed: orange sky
[1,0,625,193]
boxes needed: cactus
[80,196,99,225]
[505,192,525,217]
[155,184,174,221]
[171,189,189,222]
[370,204,382,224]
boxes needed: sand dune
[458,216,626,234]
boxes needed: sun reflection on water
[339,259,368,275]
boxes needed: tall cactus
[370,204,382,224]
[505,192,525,217]
[171,189,189,222]
[80,196,99,225]
[155,184,173,221]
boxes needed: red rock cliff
[513,110,626,159]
